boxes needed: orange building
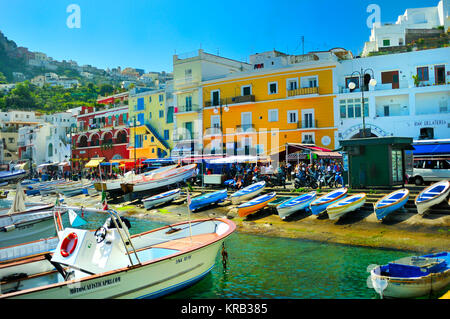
[201,50,347,157]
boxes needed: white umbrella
[8,183,27,215]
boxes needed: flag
[68,209,87,227]
[101,191,108,210]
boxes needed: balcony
[173,131,200,142]
[203,127,222,135]
[204,100,223,107]
[176,104,201,114]
[288,87,319,97]
[236,124,256,132]
[232,95,255,104]
[297,120,318,129]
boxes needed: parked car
[410,159,450,185]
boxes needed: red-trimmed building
[72,105,130,170]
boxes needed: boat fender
[60,232,78,257]
[3,224,16,232]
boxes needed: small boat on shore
[95,164,178,196]
[0,169,27,182]
[189,189,227,212]
[326,193,366,220]
[121,164,196,194]
[237,192,276,218]
[276,191,316,220]
[369,251,450,298]
[56,181,94,197]
[230,181,265,205]
[309,188,348,216]
[0,185,64,248]
[142,188,181,210]
[0,210,236,299]
[415,180,450,215]
[374,188,409,220]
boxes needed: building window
[268,109,278,122]
[135,135,143,148]
[301,76,318,88]
[164,130,170,140]
[185,69,192,79]
[159,94,164,102]
[137,98,145,111]
[383,39,390,46]
[268,82,278,94]
[287,110,298,124]
[211,90,220,106]
[339,98,368,119]
[241,85,251,96]
[302,110,314,128]
[159,110,164,118]
[287,78,298,91]
[302,133,315,144]
[167,106,174,123]
[148,96,152,103]
[417,67,429,81]
[185,96,192,111]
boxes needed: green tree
[99,83,114,96]
[0,71,6,84]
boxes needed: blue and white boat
[0,170,27,182]
[276,191,316,220]
[142,188,181,209]
[230,181,265,205]
[415,180,450,215]
[189,189,228,212]
[369,251,450,298]
[238,192,277,217]
[374,188,409,220]
[327,193,366,220]
[309,188,348,216]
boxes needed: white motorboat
[94,164,178,195]
[0,210,236,299]
[230,181,266,205]
[0,185,66,248]
[121,164,197,194]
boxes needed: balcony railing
[288,86,319,97]
[297,120,318,129]
[173,131,200,142]
[176,104,201,113]
[236,124,256,132]
[232,95,255,104]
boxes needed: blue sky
[0,0,440,73]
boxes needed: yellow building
[201,50,342,157]
[171,49,251,156]
[127,85,175,159]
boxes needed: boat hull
[142,189,181,209]
[309,188,348,216]
[230,181,265,205]
[276,192,316,220]
[238,192,276,217]
[121,166,196,194]
[374,189,409,220]
[189,190,227,211]
[415,181,450,215]
[327,194,366,220]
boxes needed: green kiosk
[340,137,414,189]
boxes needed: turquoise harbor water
[71,209,416,299]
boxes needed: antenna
[301,36,304,55]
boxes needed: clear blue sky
[0,0,440,73]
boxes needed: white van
[411,159,450,185]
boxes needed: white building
[362,0,450,56]
[334,47,450,148]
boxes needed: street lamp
[69,123,77,179]
[348,68,377,138]
[131,116,141,173]
[213,98,229,156]
[29,129,33,178]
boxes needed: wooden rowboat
[415,180,450,215]
[237,192,276,218]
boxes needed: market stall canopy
[271,143,338,162]
[84,157,105,168]
[58,161,69,167]
[209,155,269,164]
[412,143,450,156]
[37,162,59,168]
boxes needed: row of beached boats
[23,179,94,197]
[140,179,450,222]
